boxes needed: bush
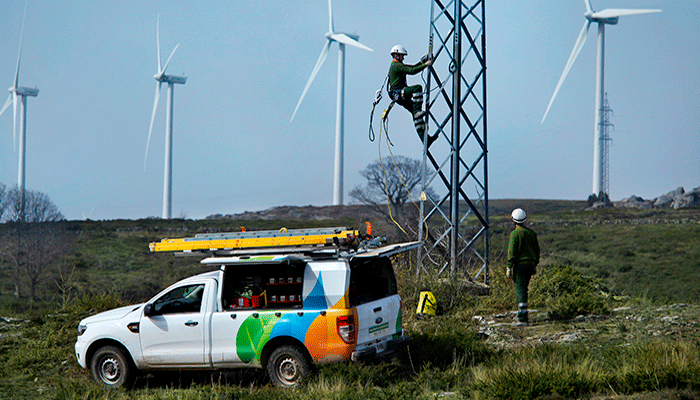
[405,318,493,369]
[531,265,610,320]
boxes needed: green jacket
[388,61,428,91]
[507,225,540,269]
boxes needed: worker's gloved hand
[506,267,513,280]
[421,54,434,66]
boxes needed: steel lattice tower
[599,93,614,199]
[417,0,488,283]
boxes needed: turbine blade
[12,93,18,149]
[156,14,162,72]
[0,95,12,147]
[14,2,28,90]
[330,33,373,52]
[584,0,592,14]
[328,0,334,33]
[592,8,661,19]
[14,41,22,90]
[145,82,162,169]
[0,95,11,118]
[161,43,180,74]
[290,40,331,123]
[542,20,591,124]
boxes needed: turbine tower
[0,2,39,207]
[290,0,373,205]
[146,15,186,219]
[541,0,660,198]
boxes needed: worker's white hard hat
[511,208,527,224]
[390,45,408,55]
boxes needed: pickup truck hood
[81,304,144,325]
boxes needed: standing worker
[387,45,438,147]
[507,208,540,326]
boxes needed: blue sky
[0,1,697,220]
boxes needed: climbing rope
[375,104,437,244]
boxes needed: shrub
[531,265,610,320]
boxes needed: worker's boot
[516,302,529,326]
[427,133,438,148]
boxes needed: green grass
[1,203,700,399]
[2,278,700,399]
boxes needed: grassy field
[1,202,699,399]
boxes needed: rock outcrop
[615,186,700,210]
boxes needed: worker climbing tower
[417,0,488,283]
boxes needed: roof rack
[149,226,359,253]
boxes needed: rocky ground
[474,303,700,349]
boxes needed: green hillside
[1,202,700,399]
[1,201,698,307]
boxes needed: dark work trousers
[396,84,426,141]
[514,263,536,323]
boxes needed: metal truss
[417,0,489,284]
[599,93,614,199]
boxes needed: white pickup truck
[75,241,416,388]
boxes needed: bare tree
[0,187,70,301]
[2,223,75,301]
[3,187,64,223]
[350,156,436,240]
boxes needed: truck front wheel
[90,345,134,389]
[266,345,310,388]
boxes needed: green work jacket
[507,225,540,269]
[388,61,428,91]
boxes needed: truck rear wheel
[266,345,310,388]
[90,345,134,389]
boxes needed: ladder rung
[150,227,358,253]
[192,227,349,240]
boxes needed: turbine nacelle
[12,87,39,97]
[585,11,618,25]
[154,74,187,85]
[326,31,359,41]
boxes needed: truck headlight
[78,324,87,336]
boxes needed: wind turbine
[0,2,39,205]
[290,0,373,206]
[541,0,660,198]
[145,15,186,219]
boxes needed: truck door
[350,249,415,353]
[139,281,209,366]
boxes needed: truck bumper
[351,335,410,362]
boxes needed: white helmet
[390,45,408,56]
[511,208,527,224]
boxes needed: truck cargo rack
[149,226,360,254]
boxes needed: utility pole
[418,0,489,283]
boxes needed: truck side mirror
[143,303,155,317]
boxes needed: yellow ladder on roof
[149,227,359,253]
